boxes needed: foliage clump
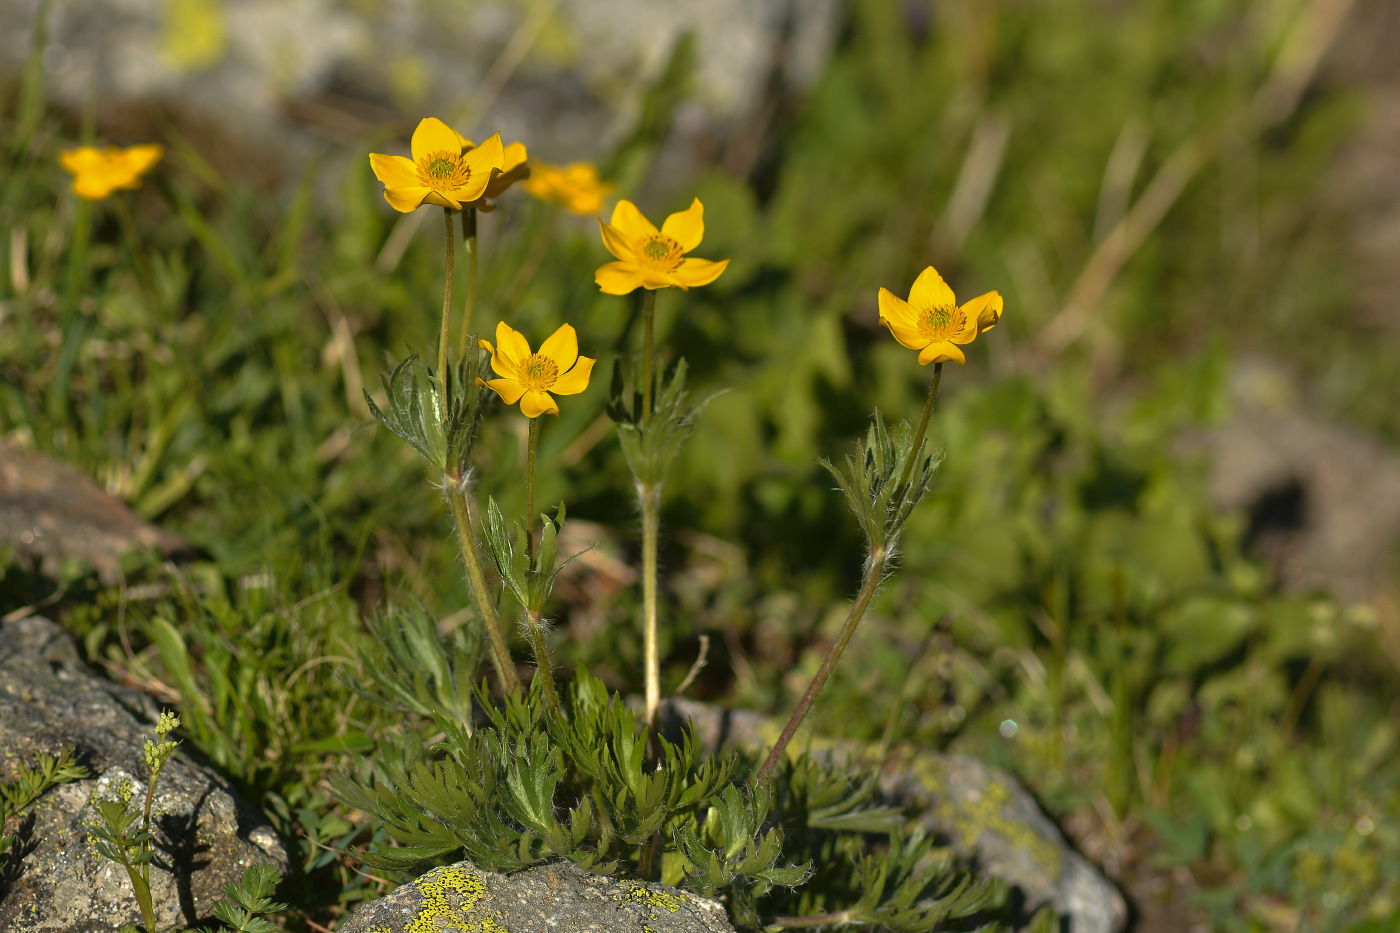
[336,665,999,931]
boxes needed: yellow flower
[595,198,729,294]
[878,266,1003,365]
[525,161,614,215]
[477,321,595,418]
[369,117,523,213]
[58,145,163,200]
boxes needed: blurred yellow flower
[595,198,729,294]
[369,118,513,213]
[477,321,595,418]
[58,145,163,201]
[878,267,1003,366]
[525,162,614,215]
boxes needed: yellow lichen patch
[402,865,506,933]
[621,881,684,914]
[914,757,1064,879]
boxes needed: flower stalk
[448,482,521,693]
[526,416,539,559]
[640,482,662,727]
[757,546,887,783]
[896,363,942,497]
[641,288,656,426]
[438,208,455,418]
[458,206,478,358]
[525,607,560,714]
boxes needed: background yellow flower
[525,162,614,215]
[477,321,594,418]
[58,145,163,200]
[595,198,729,294]
[368,118,506,213]
[877,267,1002,365]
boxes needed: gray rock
[338,859,735,933]
[0,616,287,932]
[1,0,839,171]
[0,441,192,584]
[1202,358,1400,604]
[660,697,1128,933]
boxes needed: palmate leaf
[608,358,725,487]
[821,410,944,552]
[350,601,482,727]
[364,347,491,479]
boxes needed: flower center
[416,150,471,192]
[918,304,965,341]
[638,234,683,270]
[519,354,559,392]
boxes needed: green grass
[3,0,1399,930]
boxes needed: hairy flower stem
[525,609,561,714]
[438,208,456,419]
[757,548,887,783]
[457,206,478,360]
[895,362,942,498]
[640,482,662,727]
[448,482,520,693]
[526,417,539,560]
[641,288,656,426]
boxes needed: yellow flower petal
[59,148,102,175]
[610,200,658,241]
[537,323,579,373]
[485,161,530,199]
[550,356,595,396]
[670,256,729,289]
[463,133,505,173]
[369,152,419,188]
[73,175,118,200]
[880,315,929,352]
[960,290,1004,333]
[595,261,645,295]
[121,144,163,176]
[908,266,956,309]
[484,377,528,405]
[494,320,532,368]
[411,117,466,164]
[660,197,704,252]
[597,218,636,263]
[520,390,559,418]
[877,287,918,328]
[918,341,966,366]
[501,141,528,173]
[422,189,462,210]
[452,133,504,202]
[384,185,433,213]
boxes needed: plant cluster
[3,0,1397,931]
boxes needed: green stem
[757,549,888,783]
[641,288,656,426]
[438,208,456,419]
[895,362,942,498]
[640,482,661,727]
[448,483,521,693]
[526,609,561,714]
[526,416,539,560]
[458,206,478,360]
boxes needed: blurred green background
[3,0,1400,930]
